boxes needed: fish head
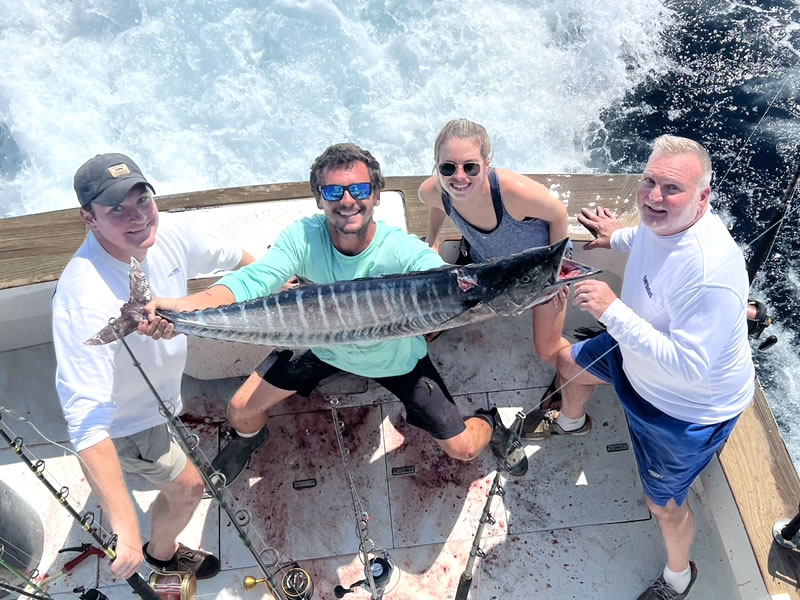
[481,239,599,315]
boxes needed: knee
[440,439,481,462]
[446,446,480,462]
[646,496,689,522]
[177,465,206,505]
[534,339,558,367]
[555,344,575,376]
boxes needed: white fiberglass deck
[0,313,762,600]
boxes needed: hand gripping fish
[86,238,599,347]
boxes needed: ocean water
[1,0,799,463]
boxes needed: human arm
[79,440,143,579]
[497,169,567,244]
[600,284,744,384]
[52,303,143,578]
[140,223,303,335]
[418,176,447,252]
[236,250,256,269]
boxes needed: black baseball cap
[73,153,155,208]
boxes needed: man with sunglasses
[140,143,529,486]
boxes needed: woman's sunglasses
[438,161,481,177]
[318,182,372,202]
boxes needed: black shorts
[260,350,466,440]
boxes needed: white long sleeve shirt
[52,214,243,451]
[600,210,754,424]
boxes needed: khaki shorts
[112,424,187,484]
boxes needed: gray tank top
[441,168,552,262]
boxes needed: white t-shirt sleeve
[599,283,744,384]
[53,305,119,451]
[610,226,637,253]
[177,219,243,278]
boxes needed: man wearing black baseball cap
[52,153,254,581]
[74,152,155,209]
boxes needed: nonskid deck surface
[0,315,741,599]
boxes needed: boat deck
[0,312,763,599]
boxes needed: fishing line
[0,417,159,600]
[0,554,49,598]
[0,406,142,560]
[111,322,291,600]
[715,67,795,189]
[0,534,39,571]
[330,401,379,599]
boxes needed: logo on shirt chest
[169,267,180,277]
[642,275,653,298]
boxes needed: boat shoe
[476,407,529,478]
[143,542,221,579]
[636,562,698,600]
[521,409,592,440]
[210,427,269,488]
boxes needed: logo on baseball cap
[74,153,155,208]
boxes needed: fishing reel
[243,563,313,599]
[748,299,778,351]
[334,553,394,598]
[76,587,109,600]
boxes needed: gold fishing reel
[244,563,313,599]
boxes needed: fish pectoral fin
[293,274,316,286]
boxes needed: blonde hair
[651,135,713,188]
[433,119,493,165]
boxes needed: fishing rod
[454,467,507,600]
[0,578,50,600]
[0,416,160,600]
[0,543,50,599]
[112,321,292,600]
[745,158,800,285]
[329,401,384,600]
[743,156,800,350]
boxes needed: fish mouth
[558,258,599,282]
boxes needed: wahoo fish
[86,238,599,347]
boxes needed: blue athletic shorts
[572,333,740,506]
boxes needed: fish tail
[83,257,152,345]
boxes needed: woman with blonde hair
[419,118,570,374]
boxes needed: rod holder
[773,503,800,550]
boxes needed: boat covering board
[0,174,642,291]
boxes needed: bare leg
[556,344,607,420]
[532,296,569,368]
[436,417,492,461]
[647,496,695,572]
[145,461,206,560]
[227,371,295,433]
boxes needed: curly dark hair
[309,143,386,200]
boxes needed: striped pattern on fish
[85,238,600,347]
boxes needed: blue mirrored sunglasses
[318,182,372,202]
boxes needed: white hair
[650,135,713,188]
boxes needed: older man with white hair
[525,135,754,599]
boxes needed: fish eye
[520,276,531,283]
